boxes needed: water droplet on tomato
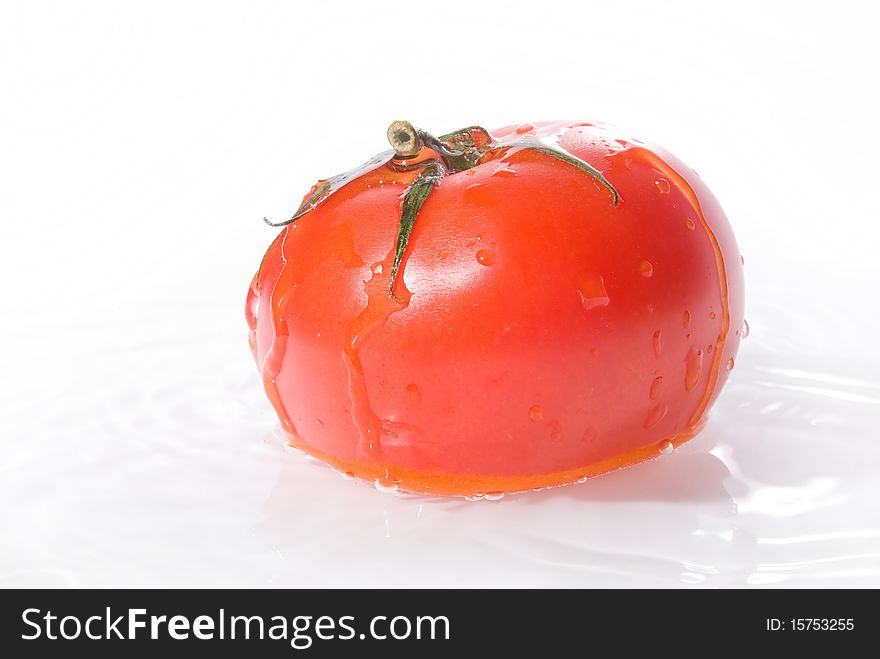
[491,162,517,178]
[371,263,384,275]
[652,330,662,358]
[726,357,735,371]
[331,225,365,268]
[484,491,504,501]
[466,493,485,501]
[340,471,355,481]
[464,183,490,207]
[575,273,609,310]
[576,475,589,484]
[529,405,544,421]
[476,249,497,266]
[374,479,399,494]
[644,403,668,429]
[742,318,750,339]
[685,218,696,231]
[685,347,704,391]
[650,376,663,400]
[658,440,674,455]
[683,309,691,328]
[709,311,717,320]
[655,178,670,193]
[245,282,259,331]
[639,260,653,277]
[465,169,476,176]
[344,255,412,462]
[515,123,535,134]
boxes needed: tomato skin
[247,121,745,495]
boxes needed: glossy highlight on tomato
[246,120,745,496]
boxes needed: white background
[1,0,879,587]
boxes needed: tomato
[246,120,745,496]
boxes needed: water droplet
[340,471,355,481]
[706,344,713,353]
[639,260,654,277]
[658,439,674,454]
[685,347,704,391]
[375,479,399,494]
[726,357,735,371]
[465,169,476,176]
[245,282,259,330]
[655,178,670,194]
[685,218,696,230]
[476,249,497,266]
[515,123,535,134]
[465,493,485,501]
[484,491,504,501]
[646,303,654,314]
[644,403,668,429]
[652,330,662,358]
[742,318,750,339]
[575,273,609,310]
[549,421,562,441]
[463,183,490,206]
[491,162,517,178]
[649,376,663,400]
[371,263,384,275]
[682,309,691,328]
[709,311,717,320]
[529,405,544,421]
[576,475,589,484]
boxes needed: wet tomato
[246,120,745,496]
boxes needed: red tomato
[246,120,745,496]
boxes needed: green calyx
[264,121,621,297]
[388,161,445,300]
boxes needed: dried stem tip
[387,120,422,157]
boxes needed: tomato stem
[265,121,621,300]
[387,120,422,158]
